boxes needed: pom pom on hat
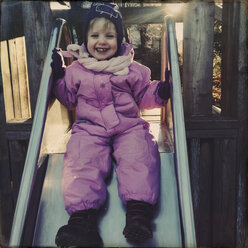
[83,2,124,56]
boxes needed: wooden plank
[198,139,214,247]
[15,36,31,119]
[185,118,240,130]
[53,5,223,25]
[193,139,213,247]
[0,1,24,41]
[212,138,237,247]
[235,1,248,245]
[183,2,215,116]
[8,140,29,207]
[1,36,31,121]
[8,38,21,119]
[0,137,14,246]
[187,138,200,246]
[0,46,15,246]
[5,119,32,132]
[54,7,183,25]
[186,129,238,138]
[188,136,240,247]
[6,131,31,141]
[0,41,14,121]
[221,1,239,117]
[185,118,240,138]
[22,1,53,115]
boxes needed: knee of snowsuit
[62,124,161,215]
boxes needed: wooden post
[183,1,215,117]
[183,1,215,246]
[0,50,15,248]
[221,2,238,118]
[236,2,248,244]
[0,2,24,244]
[22,1,53,116]
[222,1,248,246]
[184,1,248,246]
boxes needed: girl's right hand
[51,48,66,81]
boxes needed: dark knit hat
[83,2,124,56]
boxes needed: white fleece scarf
[61,44,133,75]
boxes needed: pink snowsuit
[53,43,167,215]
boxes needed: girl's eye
[106,34,116,39]
[90,34,98,38]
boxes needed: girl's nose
[98,35,106,44]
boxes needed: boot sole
[123,225,153,244]
[56,235,103,247]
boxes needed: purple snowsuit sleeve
[130,62,168,110]
[52,64,79,110]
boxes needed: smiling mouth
[96,48,109,52]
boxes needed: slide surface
[33,152,182,247]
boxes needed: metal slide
[9,17,196,247]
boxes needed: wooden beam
[53,6,183,24]
[15,37,31,119]
[5,119,32,132]
[53,4,223,24]
[221,1,239,118]
[7,36,31,120]
[22,1,53,116]
[212,138,237,247]
[185,118,240,130]
[9,39,22,119]
[8,140,29,207]
[183,2,215,117]
[0,41,14,121]
[0,1,24,41]
[0,44,14,246]
[188,138,213,246]
[232,1,248,246]
[185,118,239,138]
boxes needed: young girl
[51,2,170,247]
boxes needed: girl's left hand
[157,80,171,100]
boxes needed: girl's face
[87,18,118,61]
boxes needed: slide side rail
[9,18,72,246]
[164,16,197,248]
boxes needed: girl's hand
[51,48,66,81]
[158,80,171,101]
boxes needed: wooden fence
[183,2,248,247]
[1,37,31,121]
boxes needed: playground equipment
[9,17,196,247]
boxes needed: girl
[51,2,170,247]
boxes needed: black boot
[55,209,103,247]
[123,200,153,244]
